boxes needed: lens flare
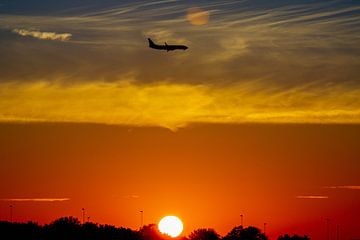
[186,7,209,25]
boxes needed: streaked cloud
[142,28,189,45]
[0,0,359,128]
[0,198,70,202]
[12,29,72,41]
[325,186,360,190]
[296,196,329,199]
[0,80,360,130]
[186,7,210,26]
[0,0,358,85]
[206,36,248,62]
[123,195,140,199]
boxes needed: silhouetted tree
[0,221,41,240]
[81,222,99,240]
[140,224,165,240]
[43,217,139,240]
[0,218,310,240]
[97,224,139,240]
[44,216,82,240]
[139,224,187,240]
[223,226,267,240]
[189,228,220,240]
[278,234,310,240]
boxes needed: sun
[158,216,184,238]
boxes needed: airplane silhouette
[148,38,188,51]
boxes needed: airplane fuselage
[148,38,188,51]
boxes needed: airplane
[148,38,188,51]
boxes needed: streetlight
[82,208,85,224]
[9,205,13,222]
[264,223,267,234]
[140,210,143,228]
[240,214,243,227]
[325,218,330,240]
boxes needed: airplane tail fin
[148,38,156,47]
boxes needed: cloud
[186,7,210,26]
[142,28,189,45]
[12,29,72,41]
[325,186,360,190]
[0,0,358,86]
[0,0,359,126]
[296,196,329,199]
[206,36,248,62]
[0,80,360,130]
[0,198,70,202]
[123,195,140,199]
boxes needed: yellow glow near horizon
[0,80,360,129]
[158,216,183,238]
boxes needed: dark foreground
[0,216,310,240]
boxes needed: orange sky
[0,123,359,240]
[0,1,359,239]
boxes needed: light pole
[240,214,243,227]
[264,223,267,234]
[9,205,13,222]
[336,224,340,240]
[325,218,330,240]
[82,208,85,224]
[140,210,143,228]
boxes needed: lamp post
[240,214,243,227]
[325,218,330,240]
[264,223,267,234]
[82,208,85,224]
[140,210,143,228]
[9,205,13,222]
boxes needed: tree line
[0,216,310,240]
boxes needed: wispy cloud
[0,198,70,202]
[325,186,360,190]
[123,195,140,199]
[296,196,329,199]
[0,80,360,130]
[0,0,359,128]
[12,29,72,41]
[143,28,189,45]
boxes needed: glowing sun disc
[158,216,183,238]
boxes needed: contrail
[0,198,70,202]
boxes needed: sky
[0,0,359,239]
